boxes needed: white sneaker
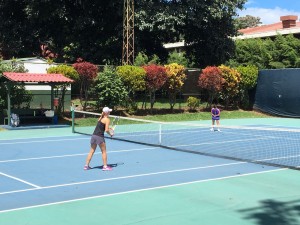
[217,129,221,132]
[210,128,214,131]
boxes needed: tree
[198,66,224,108]
[164,63,186,110]
[136,0,246,67]
[0,1,123,64]
[143,64,167,111]
[230,34,300,69]
[271,34,300,68]
[93,67,128,110]
[72,59,98,111]
[235,15,262,30]
[0,0,246,67]
[230,38,273,69]
[181,0,246,67]
[134,52,161,67]
[135,1,185,62]
[167,51,190,67]
[47,65,79,114]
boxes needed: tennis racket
[109,116,120,136]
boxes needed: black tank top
[93,120,105,137]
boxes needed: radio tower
[122,0,134,65]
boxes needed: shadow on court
[239,199,300,225]
[90,162,125,170]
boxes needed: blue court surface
[0,118,300,225]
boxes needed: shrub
[198,66,224,108]
[187,96,200,111]
[93,67,128,110]
[143,64,167,110]
[167,51,189,67]
[73,60,98,111]
[218,65,241,108]
[116,65,146,94]
[164,63,186,110]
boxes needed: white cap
[102,107,112,113]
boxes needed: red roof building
[235,15,300,40]
[3,72,74,83]
[2,72,74,126]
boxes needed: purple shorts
[90,135,105,145]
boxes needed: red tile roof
[3,72,74,83]
[239,21,300,35]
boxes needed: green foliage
[231,34,300,69]
[0,1,124,63]
[182,0,246,67]
[47,64,79,81]
[0,1,246,66]
[116,65,146,94]
[134,52,161,66]
[186,96,200,111]
[93,67,128,110]
[167,51,189,67]
[235,65,258,109]
[234,15,262,30]
[231,38,271,69]
[236,65,258,90]
[218,65,241,108]
[134,52,149,66]
[116,65,146,113]
[0,60,32,110]
[164,63,186,110]
[148,54,160,65]
[47,65,79,114]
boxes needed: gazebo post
[6,82,11,126]
[51,84,54,110]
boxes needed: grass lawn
[137,109,270,122]
[70,98,271,126]
[72,109,270,127]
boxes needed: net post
[71,104,75,133]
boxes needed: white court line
[170,137,270,147]
[0,172,40,188]
[0,161,247,196]
[0,147,158,163]
[0,137,89,145]
[0,134,80,142]
[0,168,285,214]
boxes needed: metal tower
[122,0,134,65]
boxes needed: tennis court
[0,117,300,225]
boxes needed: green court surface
[1,117,300,140]
[0,169,299,225]
[0,127,75,140]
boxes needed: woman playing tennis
[210,105,221,132]
[84,107,114,171]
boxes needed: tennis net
[72,110,300,170]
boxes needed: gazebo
[2,72,74,126]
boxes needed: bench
[3,109,54,125]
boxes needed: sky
[238,0,300,25]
